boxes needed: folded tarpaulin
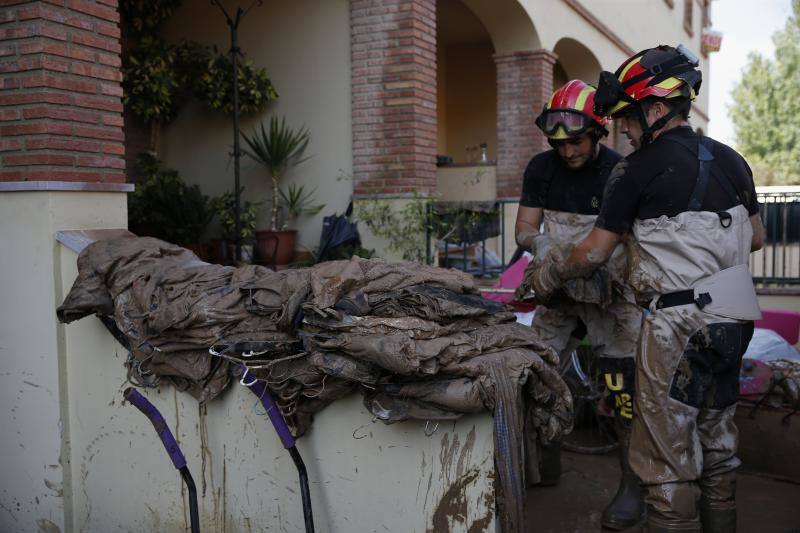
[308,256,477,311]
[57,237,309,402]
[58,239,573,533]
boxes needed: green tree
[730,0,800,185]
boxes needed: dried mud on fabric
[57,237,574,532]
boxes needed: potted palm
[242,116,310,265]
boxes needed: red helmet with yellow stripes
[594,44,702,145]
[535,80,608,140]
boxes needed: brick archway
[350,0,550,201]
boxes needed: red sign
[702,28,723,53]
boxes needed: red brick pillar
[0,1,125,183]
[350,0,437,197]
[494,49,557,199]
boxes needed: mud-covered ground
[526,450,800,532]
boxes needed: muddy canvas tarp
[58,238,572,532]
[57,238,308,402]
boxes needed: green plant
[211,189,261,241]
[730,0,800,184]
[242,116,311,231]
[278,184,325,229]
[196,51,279,115]
[122,37,181,148]
[128,152,213,244]
[120,0,182,34]
[355,196,432,263]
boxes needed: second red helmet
[535,79,608,140]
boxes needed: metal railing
[752,191,800,286]
[425,193,800,288]
[424,200,516,277]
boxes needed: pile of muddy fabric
[57,237,572,532]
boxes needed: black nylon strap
[661,135,741,208]
[655,290,712,310]
[689,138,714,211]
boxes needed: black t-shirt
[519,144,623,215]
[596,127,760,234]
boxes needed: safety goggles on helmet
[594,44,701,117]
[536,109,595,137]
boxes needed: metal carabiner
[239,367,258,387]
[423,420,439,437]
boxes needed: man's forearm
[557,227,621,280]
[515,230,539,250]
[560,246,605,279]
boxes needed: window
[683,0,694,36]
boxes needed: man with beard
[515,79,644,530]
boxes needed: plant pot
[182,242,211,261]
[210,238,229,264]
[226,242,255,264]
[255,230,296,266]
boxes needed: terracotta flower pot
[255,230,296,266]
[182,242,211,261]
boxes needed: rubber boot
[700,501,737,533]
[537,441,562,486]
[601,427,645,530]
[643,518,702,533]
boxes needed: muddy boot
[537,441,562,486]
[699,501,736,533]
[602,427,645,529]
[643,519,701,533]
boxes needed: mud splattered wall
[51,244,497,532]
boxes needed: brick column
[350,0,437,197]
[494,49,557,199]
[0,1,125,183]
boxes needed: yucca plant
[242,116,310,231]
[278,183,325,229]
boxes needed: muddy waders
[626,137,761,532]
[599,357,645,530]
[531,211,644,529]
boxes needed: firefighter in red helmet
[515,79,644,530]
[533,45,766,532]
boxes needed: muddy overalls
[626,137,761,532]
[533,209,644,516]
[535,210,642,396]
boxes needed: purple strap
[124,387,187,470]
[243,372,296,449]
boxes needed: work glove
[530,248,566,304]
[531,233,554,261]
[563,268,613,307]
[516,232,552,258]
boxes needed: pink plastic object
[481,255,534,312]
[739,358,773,400]
[755,309,800,345]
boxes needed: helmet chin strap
[635,99,690,146]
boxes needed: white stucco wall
[1,204,498,532]
[519,0,710,131]
[53,257,498,533]
[0,191,129,532]
[160,0,353,254]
